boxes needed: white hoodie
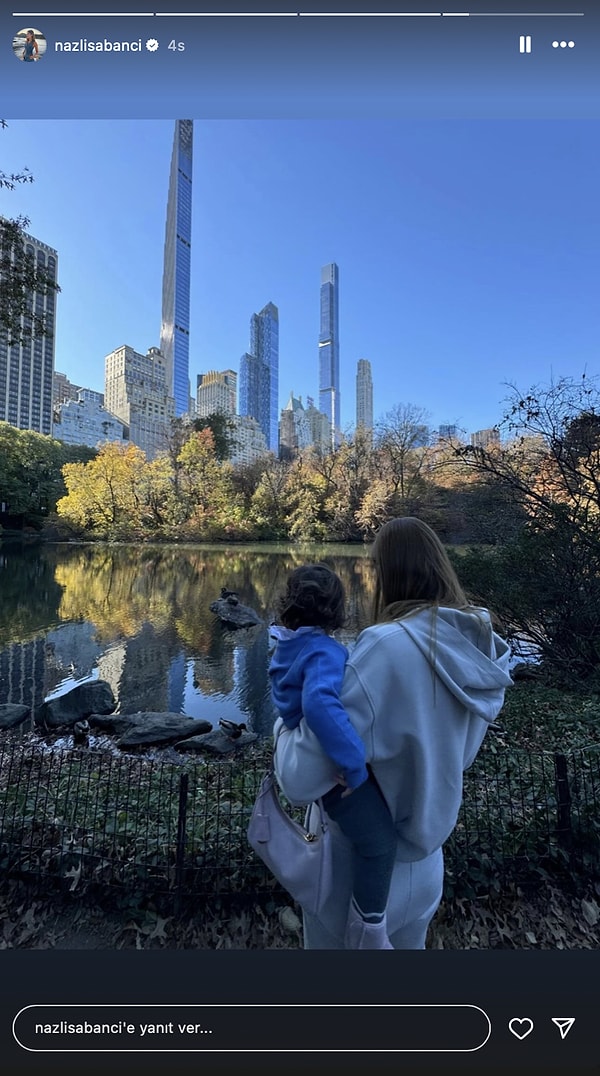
[275,606,513,862]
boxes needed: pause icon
[519,35,532,53]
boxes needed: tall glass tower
[239,302,279,453]
[318,262,340,449]
[160,119,193,417]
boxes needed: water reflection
[0,542,374,736]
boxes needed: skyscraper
[0,226,57,436]
[318,262,340,449]
[105,344,174,460]
[196,369,237,417]
[356,358,373,432]
[160,119,193,417]
[239,302,279,452]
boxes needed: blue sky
[2,118,598,437]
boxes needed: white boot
[345,904,394,950]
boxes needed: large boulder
[114,713,212,748]
[88,713,143,736]
[209,598,262,628]
[36,680,116,729]
[0,704,30,730]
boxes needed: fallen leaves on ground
[0,876,598,950]
[431,881,600,949]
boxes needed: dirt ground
[1,876,598,950]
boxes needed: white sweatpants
[301,827,444,950]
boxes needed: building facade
[356,358,373,432]
[470,427,500,449]
[160,119,193,417]
[196,369,237,417]
[318,262,340,450]
[304,397,331,454]
[0,227,57,436]
[239,302,279,453]
[53,370,81,408]
[438,424,459,440]
[53,388,129,449]
[104,344,174,460]
[228,414,269,467]
[279,392,311,459]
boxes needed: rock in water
[36,680,116,729]
[114,713,212,747]
[209,598,262,628]
[175,727,258,755]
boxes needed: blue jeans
[322,772,397,918]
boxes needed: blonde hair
[371,516,472,623]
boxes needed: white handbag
[248,762,333,916]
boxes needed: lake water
[0,541,375,738]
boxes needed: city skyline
[2,118,598,438]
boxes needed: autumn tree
[249,456,291,539]
[176,428,248,539]
[57,441,148,539]
[284,452,331,541]
[138,453,178,532]
[374,402,434,514]
[451,376,600,685]
[321,431,375,541]
[191,411,236,462]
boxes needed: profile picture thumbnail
[12,27,46,62]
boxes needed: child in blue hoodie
[269,563,397,949]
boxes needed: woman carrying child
[273,518,512,949]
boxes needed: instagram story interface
[0,1,598,1072]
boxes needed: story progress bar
[11,10,587,17]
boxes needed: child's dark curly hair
[277,564,346,632]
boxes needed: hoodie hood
[396,607,513,724]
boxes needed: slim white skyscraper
[160,119,193,417]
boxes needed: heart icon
[509,1018,534,1040]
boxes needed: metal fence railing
[444,743,600,896]
[0,739,598,905]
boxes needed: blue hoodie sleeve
[301,641,369,790]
